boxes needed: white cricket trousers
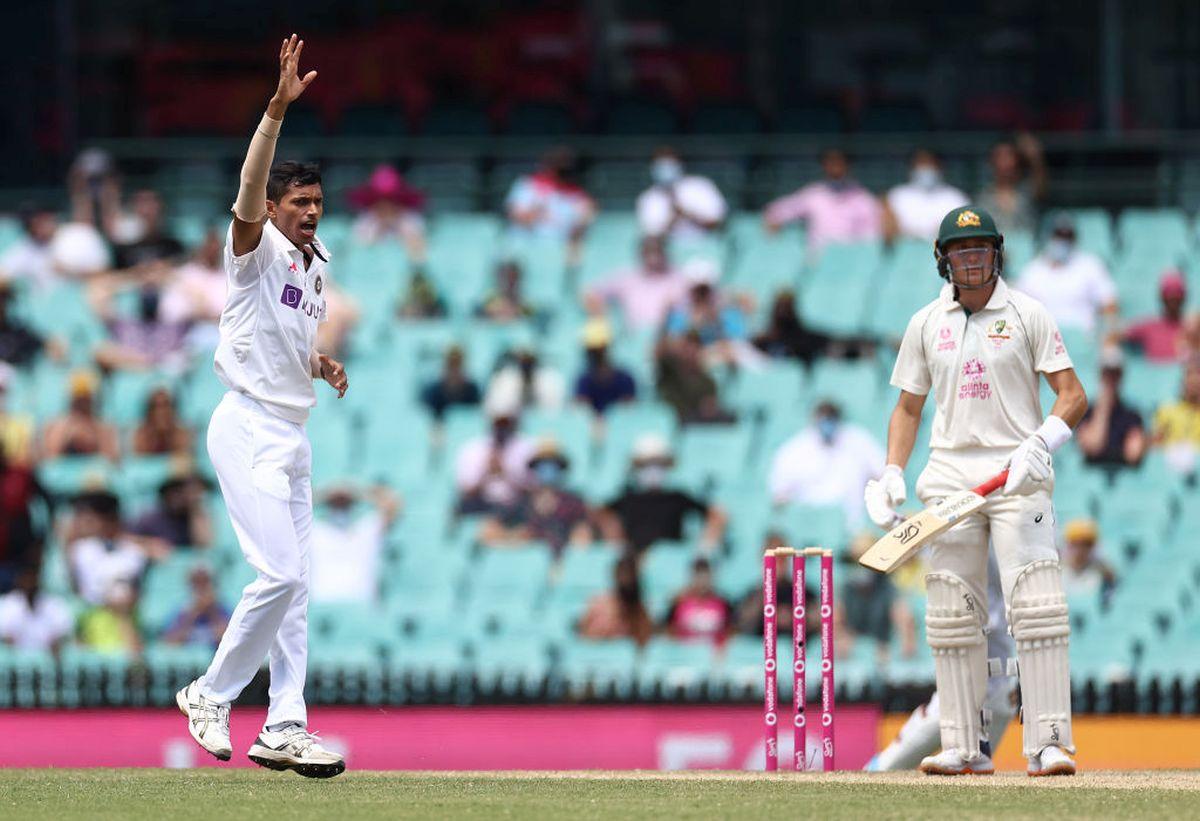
[200,391,313,728]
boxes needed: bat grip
[972,469,1009,497]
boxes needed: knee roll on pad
[925,572,988,758]
[1009,559,1075,756]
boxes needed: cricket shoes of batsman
[176,680,232,761]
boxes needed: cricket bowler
[175,34,348,778]
[864,205,1087,776]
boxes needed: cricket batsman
[176,34,347,778]
[864,205,1087,776]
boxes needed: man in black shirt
[1076,347,1146,469]
[0,281,49,367]
[597,433,726,554]
[112,190,184,271]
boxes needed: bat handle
[972,469,1009,497]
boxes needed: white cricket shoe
[176,680,232,761]
[248,722,346,779]
[1027,745,1076,777]
[919,749,995,776]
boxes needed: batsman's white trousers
[916,447,1058,600]
[199,391,312,728]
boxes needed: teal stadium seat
[558,638,638,698]
[799,242,883,336]
[637,637,717,698]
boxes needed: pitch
[3,769,1198,820]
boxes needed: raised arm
[231,34,317,256]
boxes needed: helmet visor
[945,243,998,290]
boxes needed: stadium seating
[0,204,1197,712]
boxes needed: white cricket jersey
[891,277,1072,451]
[215,220,329,424]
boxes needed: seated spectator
[505,147,595,254]
[0,203,60,291]
[88,275,191,372]
[1122,270,1189,363]
[841,533,916,662]
[475,259,535,323]
[0,563,73,654]
[733,532,806,637]
[584,235,690,332]
[162,565,229,649]
[109,189,185,271]
[574,321,636,415]
[664,558,732,645]
[1152,360,1200,474]
[454,390,536,516]
[636,147,727,240]
[421,345,481,421]
[655,331,736,425]
[596,434,727,555]
[0,444,45,591]
[0,280,58,368]
[1016,213,1117,333]
[66,491,166,606]
[396,270,448,319]
[665,261,760,368]
[129,475,214,548]
[577,553,653,646]
[763,148,882,256]
[78,579,142,656]
[315,279,360,359]
[883,149,969,242]
[485,346,566,413]
[479,439,591,556]
[1076,347,1146,469]
[975,134,1046,236]
[752,290,873,366]
[131,388,194,457]
[1059,519,1116,607]
[769,401,884,526]
[41,370,120,461]
[0,364,36,466]
[310,481,400,604]
[160,230,226,350]
[348,165,427,264]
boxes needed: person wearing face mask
[1015,213,1117,334]
[479,439,591,557]
[976,135,1046,236]
[883,149,969,242]
[768,400,884,527]
[763,148,882,257]
[583,235,690,332]
[454,388,537,516]
[596,434,726,556]
[635,147,728,241]
[307,480,400,604]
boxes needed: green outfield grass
[3,769,1198,820]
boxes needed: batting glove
[1003,434,1053,496]
[864,464,907,529]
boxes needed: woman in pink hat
[349,164,427,264]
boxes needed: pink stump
[762,552,778,771]
[792,552,806,771]
[820,551,836,771]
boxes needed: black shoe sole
[249,754,346,779]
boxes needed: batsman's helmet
[934,205,1004,287]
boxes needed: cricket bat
[858,469,1009,574]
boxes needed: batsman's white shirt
[891,277,1072,456]
[215,219,329,423]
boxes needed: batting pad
[1009,559,1075,757]
[925,572,988,758]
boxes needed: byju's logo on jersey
[280,284,303,308]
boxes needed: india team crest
[956,210,981,228]
[314,274,323,294]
